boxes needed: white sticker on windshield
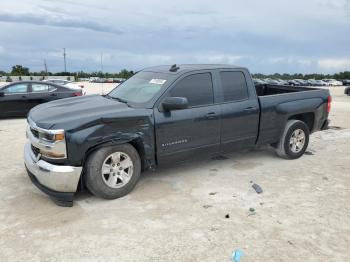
[149,79,167,85]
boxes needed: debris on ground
[304,151,314,155]
[323,176,329,181]
[212,155,229,160]
[203,205,213,209]
[259,202,264,205]
[209,192,218,195]
[231,249,244,262]
[249,207,255,212]
[252,183,263,194]
[287,240,294,246]
[225,214,230,218]
[328,126,344,130]
[210,227,219,231]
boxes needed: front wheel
[85,144,141,199]
[276,120,310,159]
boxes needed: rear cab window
[219,71,249,102]
[169,73,214,107]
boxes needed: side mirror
[0,91,4,97]
[162,97,188,111]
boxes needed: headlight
[27,118,67,159]
[40,131,65,142]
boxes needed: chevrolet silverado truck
[24,64,331,206]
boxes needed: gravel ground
[0,83,349,261]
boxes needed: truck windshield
[108,71,171,104]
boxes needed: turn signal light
[54,133,65,141]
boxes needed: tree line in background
[252,71,350,80]
[1,64,350,80]
[0,65,135,80]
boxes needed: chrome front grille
[31,144,40,157]
[30,127,39,139]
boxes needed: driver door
[0,83,29,117]
[154,72,221,164]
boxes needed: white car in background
[323,79,343,86]
[43,79,86,94]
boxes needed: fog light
[40,150,65,158]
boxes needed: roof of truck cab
[143,64,247,74]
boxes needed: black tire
[85,143,141,199]
[276,120,310,159]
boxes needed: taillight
[74,92,82,96]
[327,96,332,113]
[79,85,84,88]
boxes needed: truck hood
[28,95,147,130]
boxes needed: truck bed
[255,84,330,146]
[255,84,318,96]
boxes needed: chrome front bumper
[24,142,82,193]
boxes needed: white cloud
[318,58,350,70]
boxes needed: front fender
[65,119,155,168]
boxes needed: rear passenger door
[154,72,221,164]
[218,70,259,151]
[28,83,57,108]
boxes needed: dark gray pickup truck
[24,64,331,206]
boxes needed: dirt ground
[0,83,349,261]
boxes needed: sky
[0,0,349,74]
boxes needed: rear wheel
[276,120,310,159]
[85,144,141,199]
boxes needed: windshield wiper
[106,95,130,106]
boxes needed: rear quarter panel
[257,89,330,145]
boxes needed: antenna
[169,64,179,72]
[63,48,67,72]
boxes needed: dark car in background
[345,86,350,96]
[0,81,83,118]
[342,80,350,86]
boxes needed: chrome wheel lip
[101,152,133,189]
[289,129,306,153]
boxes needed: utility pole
[63,48,67,72]
[100,52,104,94]
[44,59,48,78]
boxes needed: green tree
[11,65,30,76]
[118,69,134,79]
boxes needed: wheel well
[288,113,314,131]
[128,138,147,171]
[79,139,147,190]
[83,139,147,170]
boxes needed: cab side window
[3,84,28,94]
[220,71,249,102]
[169,73,214,107]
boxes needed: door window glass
[3,84,27,94]
[169,73,214,107]
[31,84,50,92]
[220,71,249,102]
